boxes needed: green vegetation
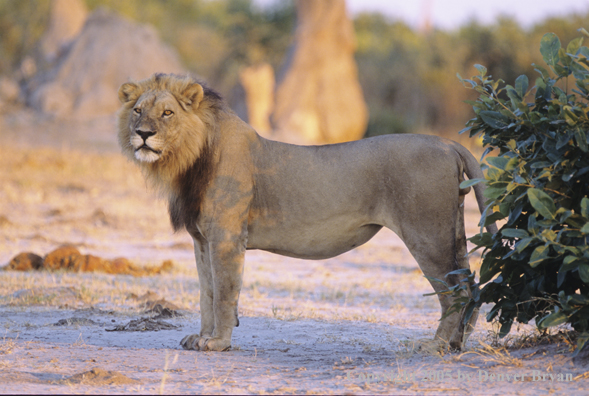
[447,30,589,355]
[0,0,588,136]
[355,12,589,137]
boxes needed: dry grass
[0,332,18,356]
[457,341,524,367]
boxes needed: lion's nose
[135,129,156,142]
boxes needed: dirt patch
[54,317,99,326]
[6,245,174,276]
[62,368,139,385]
[106,318,179,332]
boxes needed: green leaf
[575,128,588,152]
[460,178,484,189]
[581,197,589,219]
[561,255,580,271]
[527,188,556,219]
[528,214,539,235]
[566,37,583,55]
[469,232,494,247]
[474,64,487,76]
[501,229,530,239]
[499,321,513,338]
[563,106,578,126]
[581,223,589,234]
[504,157,519,171]
[487,156,511,170]
[484,186,507,200]
[541,229,557,242]
[480,111,510,129]
[533,64,550,80]
[529,245,550,267]
[580,264,589,284]
[540,33,561,66]
[573,332,589,358]
[515,237,536,253]
[506,87,521,108]
[515,75,529,97]
[538,311,568,329]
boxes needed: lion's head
[117,73,222,192]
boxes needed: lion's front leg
[204,238,245,351]
[181,234,215,351]
[182,234,245,352]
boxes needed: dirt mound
[39,0,88,64]
[128,291,184,318]
[7,252,43,271]
[28,8,184,119]
[63,368,139,385]
[272,0,367,144]
[5,245,174,276]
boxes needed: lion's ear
[180,83,204,110]
[118,82,141,104]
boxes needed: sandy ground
[1,113,588,394]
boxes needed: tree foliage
[1,1,589,138]
[354,12,589,138]
[454,29,589,355]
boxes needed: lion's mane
[117,74,223,231]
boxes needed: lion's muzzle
[132,128,162,162]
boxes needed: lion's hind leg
[391,196,472,351]
[450,194,479,348]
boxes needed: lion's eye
[163,110,174,117]
[133,108,141,115]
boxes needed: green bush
[453,29,589,355]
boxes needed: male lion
[118,73,496,352]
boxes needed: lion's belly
[246,218,383,260]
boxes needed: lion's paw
[200,337,231,351]
[180,334,202,350]
[415,338,449,355]
[180,334,231,352]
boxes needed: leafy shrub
[453,29,589,355]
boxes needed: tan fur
[118,74,496,352]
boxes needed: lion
[117,73,496,352]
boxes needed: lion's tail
[454,144,498,235]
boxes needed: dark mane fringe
[153,73,224,113]
[168,142,214,232]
